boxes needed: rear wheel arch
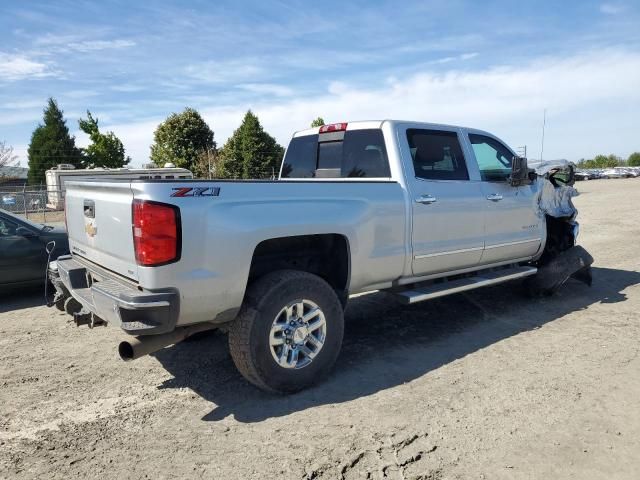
[247,233,351,305]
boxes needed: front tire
[228,270,344,393]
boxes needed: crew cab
[50,120,592,393]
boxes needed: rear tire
[228,270,344,394]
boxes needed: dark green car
[0,209,69,289]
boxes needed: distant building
[0,166,28,188]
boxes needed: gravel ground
[1,178,639,480]
[16,211,65,226]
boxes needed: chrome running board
[395,266,537,304]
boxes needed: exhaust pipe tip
[118,341,135,361]
[117,322,217,362]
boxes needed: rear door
[399,126,486,276]
[65,181,138,280]
[466,131,543,264]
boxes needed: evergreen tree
[150,108,215,170]
[218,110,284,179]
[79,111,130,168]
[27,98,83,185]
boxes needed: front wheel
[228,270,344,393]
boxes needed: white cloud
[66,39,136,52]
[429,52,479,64]
[63,89,100,99]
[1,99,45,109]
[31,34,136,54]
[33,33,82,46]
[60,48,640,166]
[0,52,56,81]
[237,83,294,97]
[460,52,479,61]
[110,83,146,93]
[600,3,625,14]
[0,110,43,126]
[184,59,265,84]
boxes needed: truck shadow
[153,266,639,423]
[0,287,46,313]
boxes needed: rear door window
[281,129,391,178]
[406,129,469,181]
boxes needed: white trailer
[45,165,193,209]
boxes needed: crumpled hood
[529,159,579,219]
[536,179,579,219]
[529,159,572,176]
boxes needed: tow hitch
[48,266,106,328]
[72,310,107,328]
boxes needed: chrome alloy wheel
[269,299,327,369]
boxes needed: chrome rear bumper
[54,255,179,335]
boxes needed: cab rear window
[281,129,391,178]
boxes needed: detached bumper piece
[524,245,594,295]
[53,256,179,335]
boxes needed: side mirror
[509,156,531,187]
[16,227,38,238]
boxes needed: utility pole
[540,108,547,161]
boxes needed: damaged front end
[526,160,594,295]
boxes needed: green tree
[592,154,621,168]
[628,152,640,167]
[218,110,284,179]
[27,98,83,185]
[192,149,221,179]
[580,154,622,169]
[310,117,325,128]
[78,111,130,168]
[150,108,216,170]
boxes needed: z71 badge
[170,187,220,198]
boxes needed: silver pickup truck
[50,120,592,393]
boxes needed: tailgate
[65,181,138,281]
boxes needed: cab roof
[292,119,481,138]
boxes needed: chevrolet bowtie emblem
[85,223,97,237]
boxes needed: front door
[0,216,44,285]
[467,132,544,264]
[402,127,486,276]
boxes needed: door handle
[415,194,437,204]
[486,193,503,202]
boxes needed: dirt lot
[1,178,639,479]
[19,210,65,225]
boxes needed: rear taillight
[132,200,181,266]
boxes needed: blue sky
[1,0,639,166]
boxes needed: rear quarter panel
[133,180,407,326]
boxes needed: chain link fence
[0,186,65,223]
[1,171,281,224]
